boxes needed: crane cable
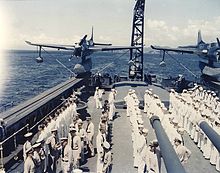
[41,48,76,76]
[166,52,199,79]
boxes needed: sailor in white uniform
[24,147,36,173]
[174,137,191,164]
[85,116,95,157]
[23,132,33,161]
[60,137,71,173]
[32,143,42,173]
[146,141,161,173]
[96,128,106,173]
[69,127,81,170]
[108,89,117,121]
[94,87,104,109]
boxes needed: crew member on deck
[46,128,60,172]
[85,116,95,157]
[60,137,71,173]
[23,132,33,161]
[24,147,36,173]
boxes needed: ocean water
[0,50,201,111]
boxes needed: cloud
[146,16,220,47]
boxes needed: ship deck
[7,84,219,173]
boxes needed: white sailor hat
[162,107,167,111]
[24,132,33,138]
[214,109,218,114]
[51,128,58,132]
[170,89,175,92]
[149,88,153,91]
[172,118,178,124]
[138,124,144,128]
[32,143,41,149]
[182,89,187,93]
[207,90,211,93]
[137,118,144,124]
[174,137,182,143]
[148,91,153,95]
[0,118,4,122]
[153,94,158,98]
[60,137,68,141]
[73,169,83,173]
[103,141,110,149]
[199,86,203,91]
[69,123,75,128]
[26,147,33,154]
[177,128,185,133]
[86,116,91,120]
[96,87,99,89]
[77,119,83,124]
[145,90,149,93]
[142,128,149,134]
[194,105,199,109]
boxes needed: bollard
[150,115,186,173]
[199,121,220,152]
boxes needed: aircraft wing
[151,45,195,54]
[88,46,142,51]
[25,41,75,50]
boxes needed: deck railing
[0,124,29,172]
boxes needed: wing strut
[36,46,43,63]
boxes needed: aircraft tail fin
[217,38,220,47]
[90,26,94,41]
[90,26,112,46]
[197,30,205,46]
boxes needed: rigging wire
[92,50,130,75]
[165,52,199,80]
[41,48,76,76]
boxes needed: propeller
[79,35,87,46]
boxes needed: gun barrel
[199,121,220,152]
[150,116,186,173]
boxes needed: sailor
[103,100,110,113]
[46,128,60,172]
[94,87,104,109]
[96,128,106,173]
[108,88,117,121]
[36,138,46,173]
[69,127,81,170]
[102,141,112,173]
[24,147,36,173]
[23,132,33,161]
[124,89,133,117]
[174,138,191,164]
[77,119,86,163]
[146,141,161,173]
[137,128,148,173]
[85,116,95,157]
[210,111,219,165]
[60,137,71,173]
[32,143,42,173]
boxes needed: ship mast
[129,0,145,81]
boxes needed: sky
[0,0,220,50]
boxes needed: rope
[166,52,199,79]
[41,48,76,76]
